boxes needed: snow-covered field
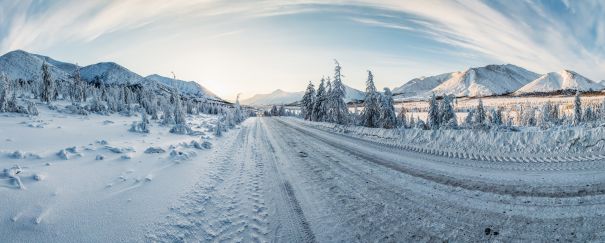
[4,104,605,241]
[0,106,222,242]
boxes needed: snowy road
[148,117,605,242]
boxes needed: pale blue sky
[1,0,604,101]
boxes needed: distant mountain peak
[515,69,602,94]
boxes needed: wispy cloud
[1,0,605,99]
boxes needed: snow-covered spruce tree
[214,115,224,137]
[233,94,245,124]
[427,93,440,129]
[321,77,333,122]
[379,87,397,129]
[71,66,85,103]
[489,108,502,127]
[40,62,55,103]
[573,91,582,126]
[440,95,457,129]
[521,107,537,127]
[329,61,349,125]
[474,98,486,128]
[415,117,427,129]
[585,106,595,122]
[361,71,381,128]
[301,81,316,120]
[278,105,286,116]
[0,72,9,112]
[312,78,327,121]
[539,102,556,129]
[464,109,475,128]
[397,105,407,128]
[170,88,192,134]
[270,105,278,116]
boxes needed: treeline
[298,61,603,131]
[299,61,399,129]
[0,62,249,134]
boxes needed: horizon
[2,1,605,101]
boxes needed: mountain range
[241,85,365,106]
[393,64,603,99]
[0,50,221,101]
[2,50,602,105]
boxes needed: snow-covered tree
[361,71,381,128]
[312,78,327,121]
[489,108,503,127]
[464,109,475,128]
[27,101,39,116]
[539,102,558,128]
[130,112,150,133]
[573,91,582,126]
[428,93,440,129]
[233,94,245,124]
[71,66,85,103]
[301,81,315,120]
[379,87,397,128]
[40,62,55,103]
[474,98,486,126]
[328,60,349,125]
[585,106,596,122]
[0,73,9,112]
[397,105,407,128]
[440,95,457,129]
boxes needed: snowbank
[284,117,605,156]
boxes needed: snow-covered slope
[242,85,365,105]
[145,74,218,99]
[344,85,365,101]
[0,50,71,81]
[431,64,540,97]
[79,62,147,85]
[515,70,604,94]
[242,89,304,105]
[393,72,455,98]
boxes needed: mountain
[344,85,365,101]
[515,70,603,94]
[146,74,219,99]
[0,50,222,101]
[392,72,455,98]
[241,89,304,106]
[0,50,71,81]
[79,62,147,85]
[242,85,365,106]
[430,64,540,97]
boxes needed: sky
[1,0,605,101]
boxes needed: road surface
[148,117,605,242]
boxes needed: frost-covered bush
[27,101,39,116]
[170,124,192,135]
[144,147,166,154]
[64,104,89,115]
[130,112,150,133]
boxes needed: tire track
[275,119,605,198]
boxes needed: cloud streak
[1,0,605,99]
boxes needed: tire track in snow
[258,118,317,243]
[267,118,605,241]
[275,119,605,198]
[146,123,270,242]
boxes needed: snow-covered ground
[0,106,221,242]
[4,106,605,241]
